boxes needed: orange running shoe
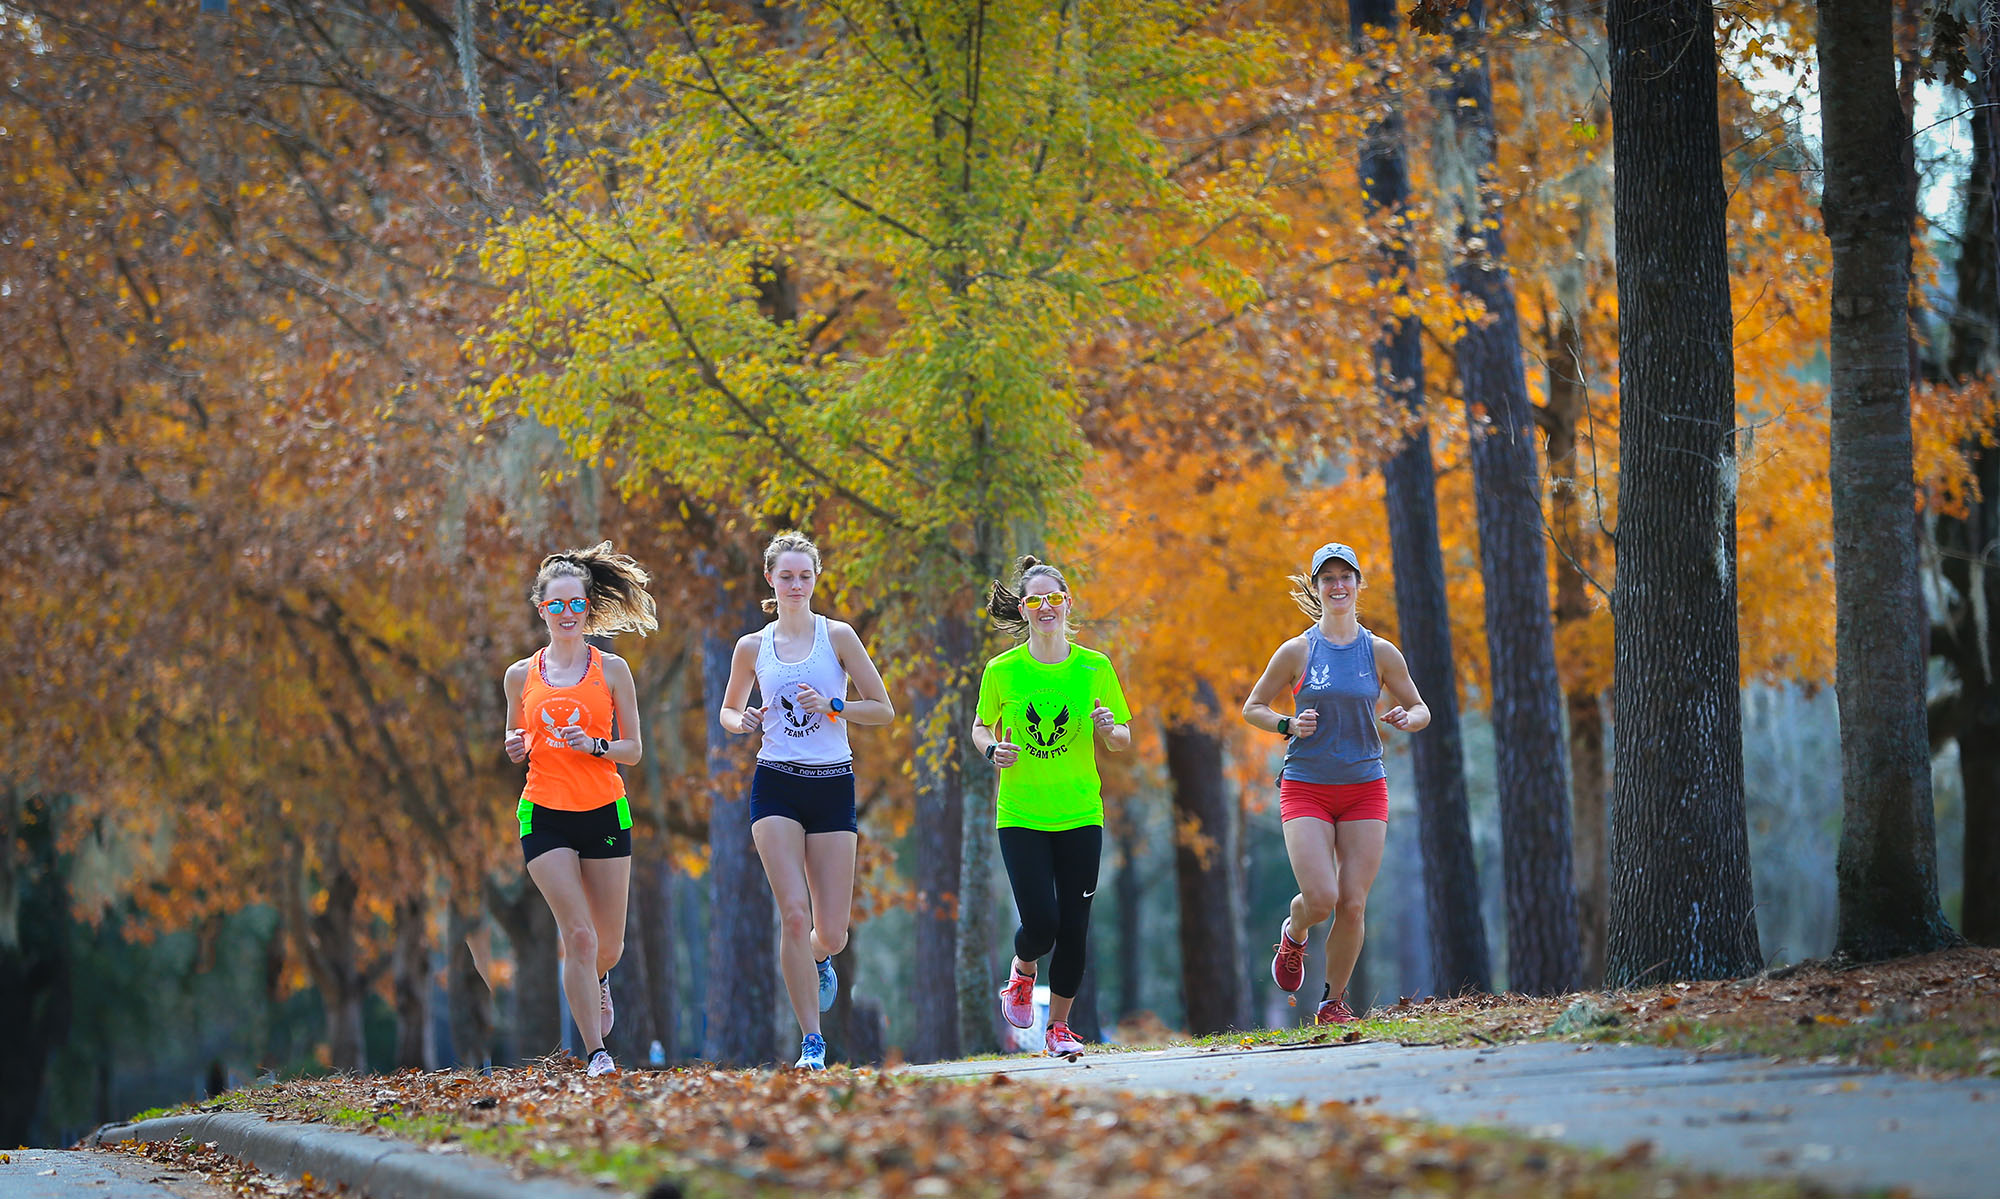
[1271,919,1307,993]
[1315,992,1358,1025]
[999,966,1036,1030]
[1045,1021,1086,1058]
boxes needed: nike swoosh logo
[1081,890,1096,898]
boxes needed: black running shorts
[748,761,857,835]
[518,797,633,865]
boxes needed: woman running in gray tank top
[1241,543,1430,1025]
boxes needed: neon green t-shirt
[975,642,1132,831]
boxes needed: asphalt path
[0,1148,240,1199]
[909,1038,2000,1198]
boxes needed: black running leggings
[997,824,1102,999]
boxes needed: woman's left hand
[560,724,595,752]
[1092,699,1117,733]
[795,683,833,715]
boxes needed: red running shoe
[1271,919,1307,993]
[1045,1021,1086,1058]
[999,966,1036,1030]
[1315,993,1358,1025]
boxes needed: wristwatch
[985,741,997,761]
[591,737,609,757]
[1277,716,1291,737]
[830,697,846,714]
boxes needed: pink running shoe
[599,973,615,1038]
[1315,993,1358,1025]
[1271,920,1307,993]
[999,966,1036,1030]
[1044,1021,1086,1059]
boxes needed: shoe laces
[1003,973,1034,1005]
[1274,936,1305,968]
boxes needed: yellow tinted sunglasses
[1020,591,1069,610]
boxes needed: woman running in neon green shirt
[970,556,1132,1059]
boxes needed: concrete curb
[87,1111,614,1199]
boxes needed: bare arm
[971,714,1020,768]
[717,634,766,735]
[598,654,646,764]
[796,621,896,726]
[1373,639,1431,732]
[502,660,530,764]
[1241,637,1316,737]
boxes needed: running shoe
[795,1032,827,1070]
[816,956,838,1013]
[586,1048,618,1077]
[599,972,615,1037]
[1044,1021,1086,1058]
[1314,992,1358,1025]
[1271,919,1307,993]
[999,966,1036,1030]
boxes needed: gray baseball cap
[1310,542,1362,580]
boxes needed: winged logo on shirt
[540,705,583,749]
[1022,701,1073,758]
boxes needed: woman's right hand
[504,727,529,764]
[734,706,765,735]
[989,719,1020,768]
[1292,708,1319,738]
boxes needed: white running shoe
[599,972,615,1037]
[586,1048,617,1078]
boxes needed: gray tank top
[1281,624,1386,785]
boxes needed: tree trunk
[1354,0,1493,998]
[1544,304,1611,989]
[445,903,494,1070]
[634,848,678,1061]
[957,614,1005,1056]
[1114,813,1144,1020]
[1440,0,1580,996]
[1604,0,1762,984]
[304,863,369,1073]
[488,878,561,1062]
[0,793,71,1147]
[391,894,433,1069]
[908,614,966,1063]
[701,571,778,1066]
[1939,25,2000,949]
[1819,0,1960,961]
[1067,959,1105,1043]
[1165,681,1250,1034]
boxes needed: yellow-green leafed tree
[472,0,1296,1056]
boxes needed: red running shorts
[1279,777,1389,824]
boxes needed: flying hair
[1288,564,1364,621]
[986,555,1074,640]
[760,530,823,614]
[532,541,659,637]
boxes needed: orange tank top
[519,647,625,811]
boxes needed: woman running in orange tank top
[502,541,657,1079]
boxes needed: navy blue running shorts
[749,761,857,835]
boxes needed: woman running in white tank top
[717,531,895,1069]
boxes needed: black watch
[592,737,609,757]
[830,697,845,714]
[1277,716,1291,737]
[985,741,997,762]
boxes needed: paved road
[0,1149,239,1199]
[910,1039,2000,1198]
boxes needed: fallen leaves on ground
[107,1137,339,1197]
[177,1060,1826,1199]
[1352,946,2000,1077]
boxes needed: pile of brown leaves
[199,1060,1821,1198]
[114,1137,340,1197]
[1371,946,2000,1075]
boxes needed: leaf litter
[167,1056,1830,1198]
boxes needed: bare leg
[1322,820,1386,996]
[1281,817,1341,947]
[753,816,820,1037]
[578,855,633,977]
[803,830,857,964]
[526,849,609,1056]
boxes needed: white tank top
[754,615,853,766]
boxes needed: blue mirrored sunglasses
[542,597,588,615]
